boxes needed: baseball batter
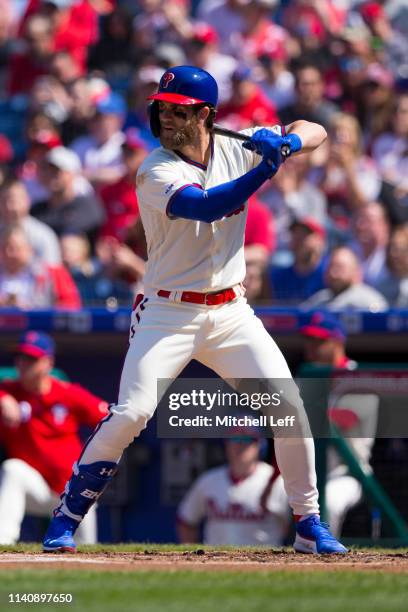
[43,66,347,554]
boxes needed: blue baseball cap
[96,92,127,116]
[17,331,55,358]
[227,423,262,442]
[232,65,252,81]
[300,312,346,342]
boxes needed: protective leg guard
[62,461,118,520]
[42,461,117,553]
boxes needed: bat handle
[241,135,292,158]
[246,142,292,159]
[212,124,291,158]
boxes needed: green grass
[0,545,407,612]
[0,569,407,612]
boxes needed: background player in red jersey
[0,330,109,544]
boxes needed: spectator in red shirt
[235,0,288,64]
[0,330,109,543]
[8,14,54,96]
[217,65,279,130]
[99,128,148,243]
[19,0,100,73]
[243,195,275,303]
[245,195,275,264]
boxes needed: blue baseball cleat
[42,513,79,553]
[294,515,348,554]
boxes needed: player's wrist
[283,133,302,156]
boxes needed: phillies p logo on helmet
[162,73,175,89]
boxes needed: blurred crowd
[0,0,407,310]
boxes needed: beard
[159,115,200,150]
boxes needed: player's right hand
[0,394,22,428]
[242,128,284,170]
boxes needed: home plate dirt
[0,550,408,572]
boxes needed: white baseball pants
[80,295,319,516]
[0,459,97,544]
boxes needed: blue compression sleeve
[168,160,275,223]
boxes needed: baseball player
[177,427,289,546]
[43,66,347,554]
[300,312,379,536]
[0,331,109,544]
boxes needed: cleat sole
[42,546,76,553]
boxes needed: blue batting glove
[281,133,303,156]
[242,128,286,165]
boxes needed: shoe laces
[302,516,335,538]
[318,521,330,530]
[314,520,338,542]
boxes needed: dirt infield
[1,550,408,572]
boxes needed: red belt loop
[157,286,239,306]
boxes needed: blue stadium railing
[0,308,407,334]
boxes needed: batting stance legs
[43,297,319,549]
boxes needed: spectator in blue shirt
[269,216,327,304]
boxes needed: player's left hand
[243,128,285,167]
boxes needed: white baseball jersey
[136,126,283,293]
[177,462,289,546]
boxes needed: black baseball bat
[212,123,291,158]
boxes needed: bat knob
[281,144,291,158]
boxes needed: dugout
[0,308,407,545]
